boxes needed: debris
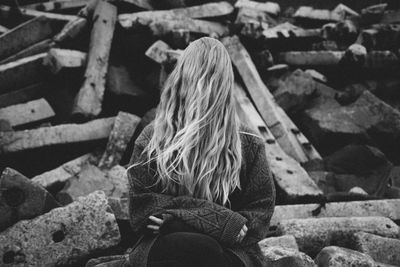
[72,0,117,118]
[261,246,316,267]
[22,0,88,12]
[43,48,87,74]
[278,51,345,66]
[258,235,299,251]
[234,0,280,16]
[294,6,344,23]
[315,246,376,267]
[0,98,55,127]
[277,216,399,256]
[0,191,120,266]
[0,167,60,232]
[352,232,400,266]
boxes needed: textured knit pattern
[127,123,276,267]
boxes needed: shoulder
[239,123,264,152]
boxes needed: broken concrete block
[277,216,399,256]
[0,117,115,155]
[56,165,128,205]
[324,144,392,196]
[119,1,234,28]
[258,235,299,251]
[0,191,120,266]
[72,0,117,118]
[31,153,96,188]
[43,48,86,74]
[271,199,400,226]
[0,52,47,94]
[273,69,317,113]
[0,16,58,61]
[352,232,400,266]
[98,112,140,169]
[0,98,55,128]
[261,246,316,267]
[315,246,377,267]
[0,167,60,231]
[303,90,400,157]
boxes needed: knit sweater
[127,123,276,267]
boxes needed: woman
[127,37,275,267]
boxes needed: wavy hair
[141,37,242,205]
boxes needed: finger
[149,216,164,225]
[147,225,160,231]
[243,225,248,232]
[240,229,245,237]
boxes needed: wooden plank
[0,4,77,23]
[98,112,140,168]
[235,83,322,201]
[119,1,233,28]
[72,0,117,118]
[0,16,57,60]
[32,153,93,188]
[294,6,343,22]
[222,36,316,163]
[0,117,115,154]
[0,39,53,65]
[234,0,280,16]
[0,83,43,108]
[278,51,345,66]
[0,53,47,94]
[23,0,89,12]
[53,17,87,44]
[43,48,87,73]
[0,98,55,127]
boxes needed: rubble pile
[0,0,400,266]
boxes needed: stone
[352,232,400,266]
[0,168,60,231]
[261,246,316,267]
[0,191,121,266]
[303,90,400,158]
[315,246,376,267]
[258,235,299,250]
[56,165,128,205]
[273,69,317,113]
[271,199,400,226]
[0,98,55,127]
[276,216,399,256]
[323,144,393,196]
[98,112,140,169]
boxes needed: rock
[261,246,316,267]
[273,69,317,113]
[258,235,299,250]
[271,199,400,226]
[56,165,128,205]
[315,246,377,267]
[303,90,400,158]
[0,191,121,266]
[98,112,140,169]
[323,144,392,196]
[0,168,60,231]
[276,216,399,256]
[352,232,400,266]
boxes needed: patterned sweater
[127,123,276,267]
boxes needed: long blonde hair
[141,37,242,205]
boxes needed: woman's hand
[236,224,248,243]
[147,215,164,234]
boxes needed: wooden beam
[72,0,117,118]
[22,0,89,12]
[234,0,280,16]
[294,6,343,22]
[0,83,43,108]
[0,4,77,23]
[0,39,53,65]
[119,1,233,28]
[0,117,115,154]
[0,16,57,60]
[278,51,345,66]
[0,53,47,95]
[222,36,319,163]
[0,98,55,127]
[43,48,87,74]
[235,83,322,202]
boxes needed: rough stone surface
[56,165,128,205]
[261,246,316,267]
[0,191,121,266]
[273,69,317,113]
[276,216,399,256]
[271,199,400,226]
[0,167,60,231]
[258,235,299,250]
[352,232,400,266]
[315,246,377,267]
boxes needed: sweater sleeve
[127,131,247,247]
[235,139,276,248]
